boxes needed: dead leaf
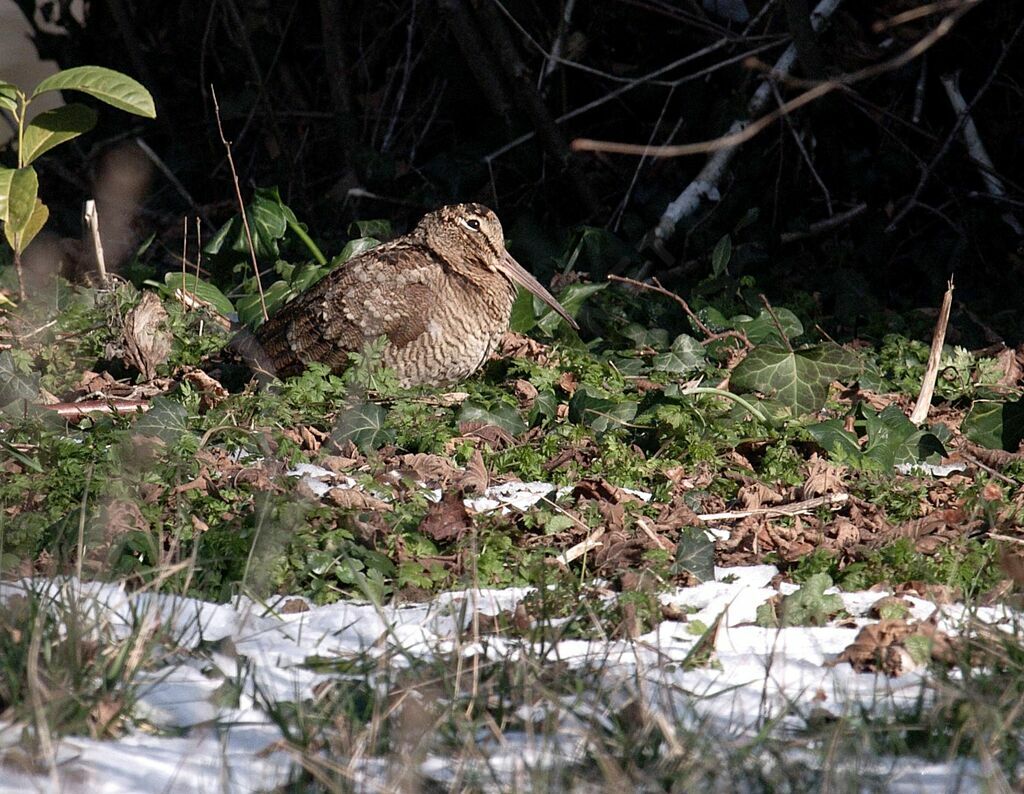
[458,448,489,494]
[418,491,473,543]
[327,488,392,512]
[182,368,229,411]
[512,379,538,409]
[557,370,578,396]
[802,455,846,498]
[398,453,457,487]
[122,291,172,380]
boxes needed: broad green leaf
[732,308,803,345]
[536,281,605,333]
[332,402,395,452]
[962,398,1024,451]
[0,82,18,113]
[348,219,392,239]
[622,323,670,349]
[806,419,863,464]
[457,401,527,437]
[0,350,40,407]
[336,236,381,264]
[6,198,48,253]
[756,573,843,628]
[32,66,156,118]
[163,272,235,317]
[671,526,715,582]
[711,234,732,277]
[0,166,38,227]
[237,280,292,327]
[508,288,537,333]
[730,343,861,415]
[569,385,638,432]
[653,334,705,374]
[20,103,98,164]
[555,225,638,273]
[205,187,291,263]
[133,396,189,443]
[863,404,943,469]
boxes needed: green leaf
[710,234,732,277]
[622,323,670,349]
[806,419,863,464]
[0,167,46,254]
[757,572,844,628]
[0,81,18,113]
[730,343,861,415]
[336,237,381,264]
[0,350,40,407]
[134,396,189,443]
[652,334,705,374]
[569,385,638,432]
[162,272,235,317]
[348,219,392,239]
[20,103,98,164]
[32,66,156,118]
[7,198,48,253]
[535,281,605,334]
[508,288,537,333]
[205,187,291,263]
[332,402,395,452]
[237,280,292,327]
[962,398,1024,451]
[457,401,527,437]
[732,308,803,345]
[671,526,715,582]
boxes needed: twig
[770,81,832,215]
[572,0,982,244]
[84,199,108,289]
[555,528,606,565]
[910,278,953,426]
[939,71,1024,237]
[211,85,267,322]
[538,0,577,89]
[179,216,188,311]
[42,399,151,420]
[134,137,208,224]
[607,274,752,349]
[758,294,794,352]
[780,202,867,243]
[696,492,848,521]
[887,12,1023,232]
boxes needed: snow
[0,563,1008,793]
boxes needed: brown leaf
[182,368,228,411]
[557,370,579,396]
[418,490,473,543]
[122,291,172,380]
[802,455,846,498]
[458,448,489,494]
[457,422,516,449]
[327,487,392,512]
[398,453,457,487]
[512,379,538,408]
[995,346,1023,388]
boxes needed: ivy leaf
[205,187,291,263]
[0,350,40,407]
[806,419,862,464]
[569,385,638,432]
[756,573,844,628]
[730,343,861,415]
[457,401,527,436]
[509,288,537,333]
[652,334,705,374]
[20,103,98,165]
[335,237,381,264]
[332,402,395,452]
[671,526,715,582]
[732,308,804,345]
[962,398,1024,451]
[535,282,605,334]
[32,66,156,118]
[348,219,392,239]
[134,396,189,443]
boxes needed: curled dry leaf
[326,487,392,512]
[398,453,458,488]
[122,291,172,380]
[802,454,847,498]
[418,490,473,543]
[458,447,489,494]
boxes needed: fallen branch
[41,399,150,420]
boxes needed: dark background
[6,0,1024,344]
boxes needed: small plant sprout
[0,67,156,299]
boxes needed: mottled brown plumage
[242,203,576,387]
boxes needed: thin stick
[84,199,108,289]
[759,294,794,352]
[697,492,848,521]
[211,85,267,322]
[910,279,954,425]
[179,216,188,311]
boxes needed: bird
[237,203,577,387]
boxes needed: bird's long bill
[502,252,579,330]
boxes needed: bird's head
[419,203,578,330]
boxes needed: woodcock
[242,203,577,387]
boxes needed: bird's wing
[250,241,441,377]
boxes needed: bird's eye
[463,217,481,231]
